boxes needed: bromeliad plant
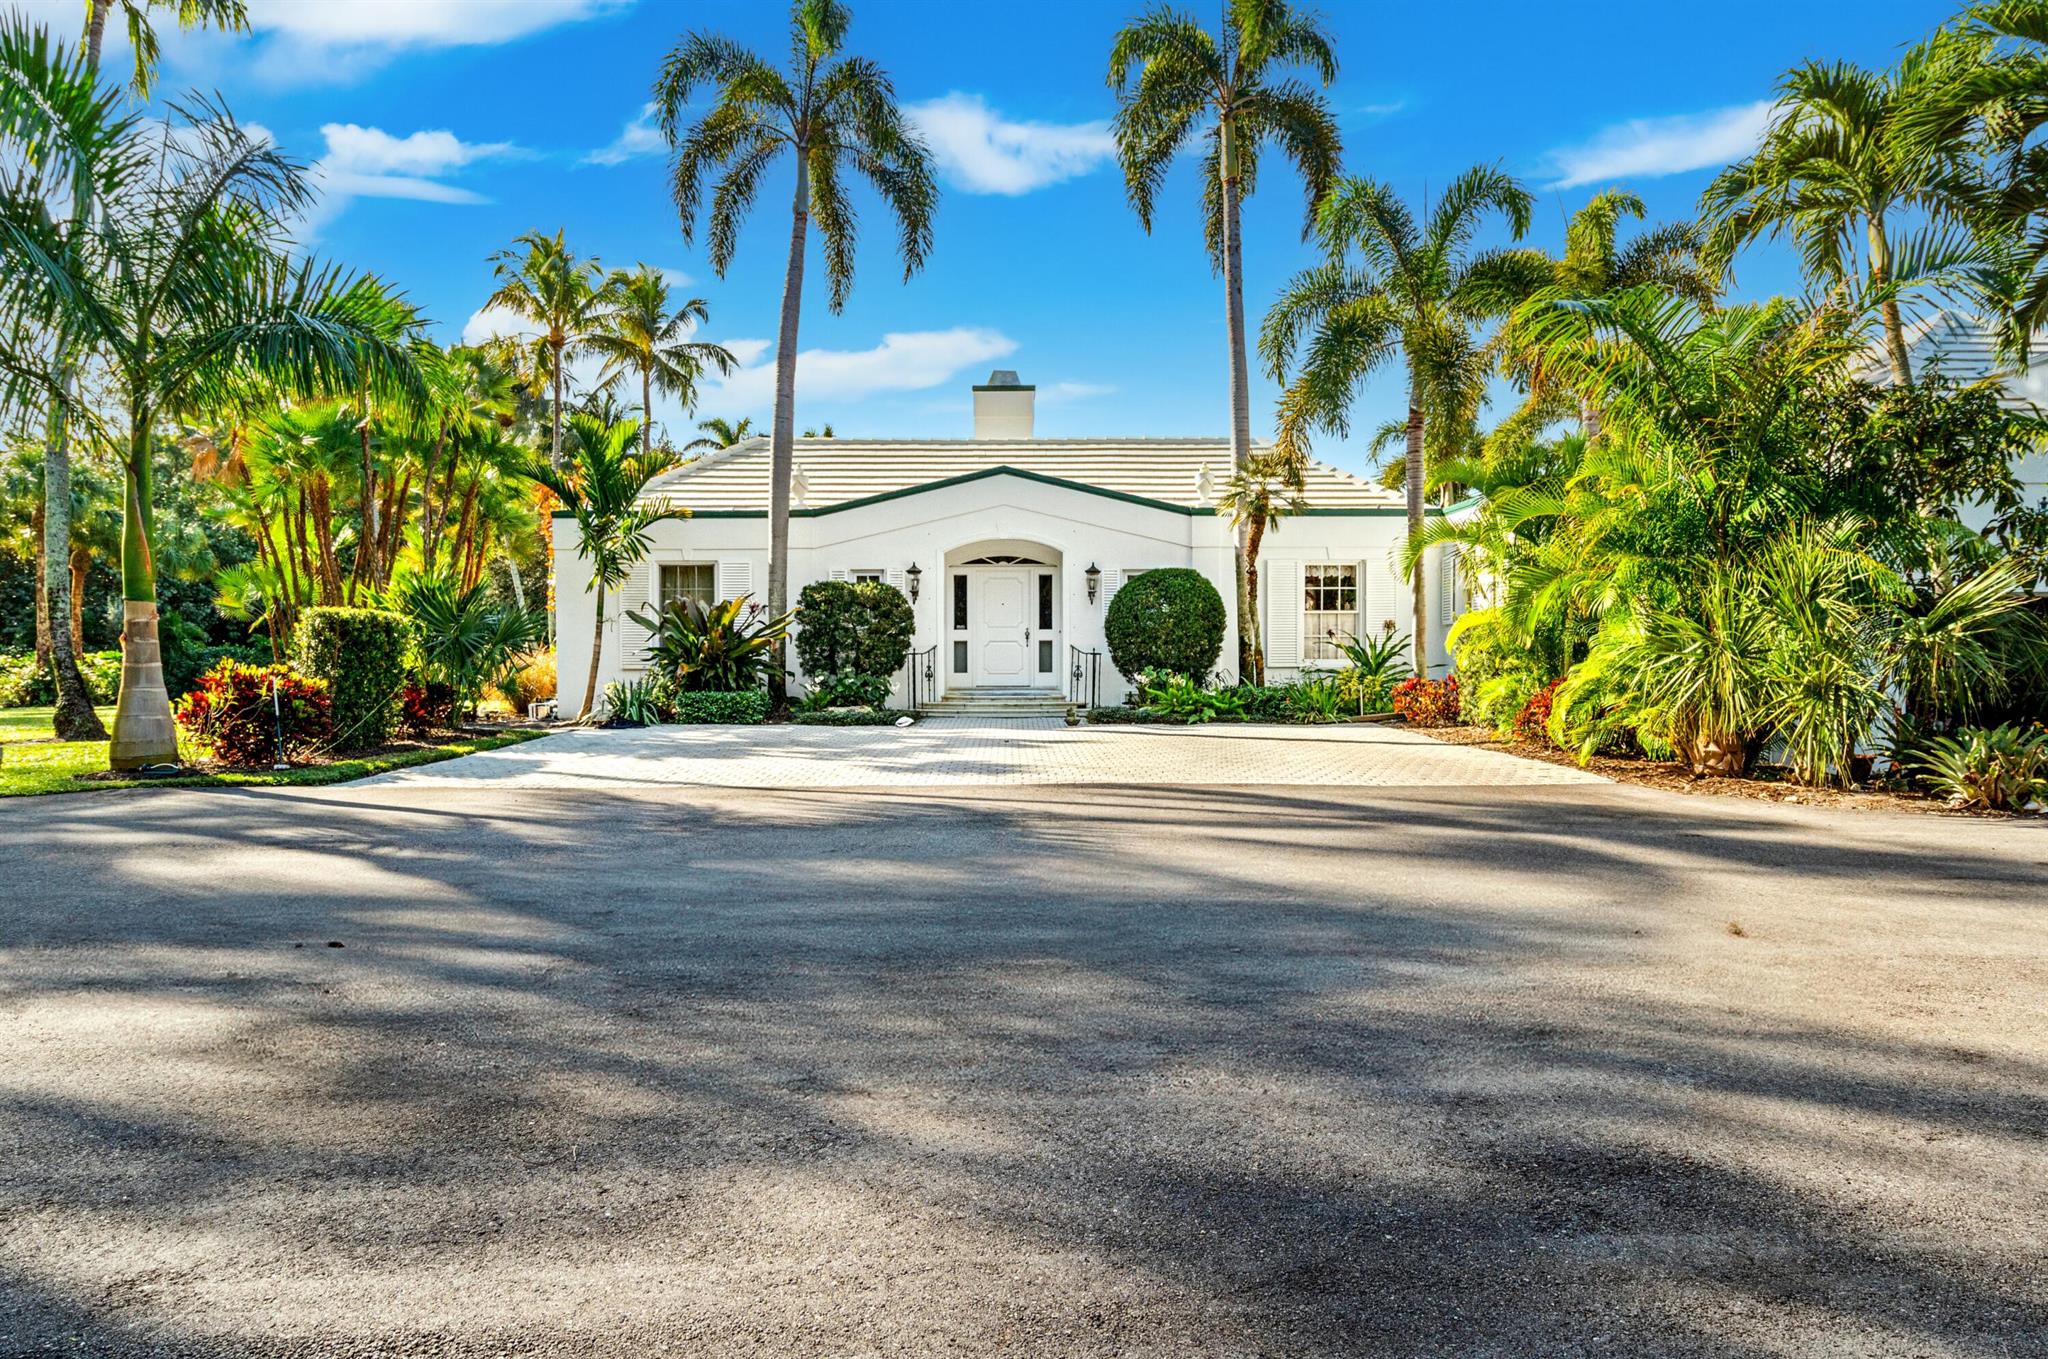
[1914,723,2048,811]
[628,595,795,694]
[1329,627,1412,714]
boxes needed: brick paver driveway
[364,718,1607,789]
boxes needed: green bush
[173,660,330,765]
[794,580,915,679]
[668,689,772,724]
[628,596,792,692]
[1135,669,1246,723]
[0,649,121,707]
[1468,669,1545,734]
[1084,705,1146,724]
[290,608,412,749]
[799,669,894,711]
[1914,723,2048,810]
[602,677,670,725]
[790,707,916,726]
[1104,568,1226,680]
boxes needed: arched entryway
[942,539,1063,690]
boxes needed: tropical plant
[393,573,548,721]
[627,594,795,693]
[798,669,893,711]
[82,0,249,97]
[655,0,938,702]
[1390,676,1461,726]
[1214,451,1309,681]
[1915,721,2048,809]
[1264,165,1539,662]
[1329,627,1411,714]
[1135,669,1247,723]
[1280,672,1345,722]
[792,578,914,680]
[586,264,737,455]
[1104,566,1228,680]
[0,32,425,767]
[485,229,611,467]
[521,411,686,719]
[686,415,753,450]
[1107,0,1341,676]
[173,658,329,766]
[601,676,670,725]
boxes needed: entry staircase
[921,685,1072,719]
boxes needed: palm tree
[654,0,937,702]
[686,415,753,450]
[1700,39,1988,387]
[1262,166,1539,664]
[1107,0,1341,677]
[1214,452,1308,682]
[522,411,688,719]
[585,265,737,455]
[484,229,610,467]
[83,0,248,97]
[0,67,425,767]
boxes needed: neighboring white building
[554,371,1471,709]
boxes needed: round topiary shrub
[290,607,411,749]
[1104,567,1226,680]
[794,579,915,680]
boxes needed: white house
[553,371,1471,710]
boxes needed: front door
[973,569,1030,684]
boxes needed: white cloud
[461,303,541,348]
[1544,100,1774,189]
[311,123,519,206]
[585,103,664,166]
[708,328,1018,410]
[1041,380,1116,406]
[248,0,630,47]
[903,93,1114,195]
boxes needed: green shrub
[1468,669,1545,734]
[1282,674,1346,723]
[800,669,894,711]
[0,649,122,706]
[1084,705,1147,724]
[174,660,330,765]
[290,608,411,749]
[794,580,915,679]
[790,707,915,726]
[1135,669,1246,723]
[1914,723,2048,810]
[1104,568,1226,680]
[668,689,772,724]
[628,596,793,692]
[602,677,670,725]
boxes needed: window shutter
[1365,556,1398,636]
[1266,560,1303,668]
[1103,568,1124,610]
[886,568,905,595]
[1440,546,1458,626]
[718,559,754,604]
[829,567,849,584]
[619,561,656,671]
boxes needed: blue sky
[19,0,1956,476]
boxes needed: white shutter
[619,560,656,671]
[1102,568,1124,610]
[829,567,849,584]
[1365,556,1398,637]
[1266,560,1303,668]
[1439,546,1458,626]
[718,558,754,604]
[886,568,905,595]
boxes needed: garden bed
[1419,724,2040,818]
[1084,705,1396,726]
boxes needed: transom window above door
[1303,563,1358,660]
[660,562,716,609]
[960,555,1047,565]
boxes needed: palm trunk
[643,368,655,456]
[421,421,445,572]
[42,396,105,740]
[1243,511,1267,685]
[109,418,176,768]
[766,152,811,707]
[33,498,49,669]
[1219,116,1255,682]
[1405,374,1429,671]
[84,2,109,69]
[581,578,605,719]
[1869,216,1913,388]
[68,546,89,657]
[550,342,565,467]
[357,419,377,585]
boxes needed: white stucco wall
[553,474,1458,711]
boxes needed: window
[953,640,969,673]
[1303,563,1358,660]
[952,574,968,630]
[852,569,884,584]
[1037,573,1053,629]
[1038,639,1054,673]
[660,563,716,609]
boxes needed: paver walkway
[363,719,1608,789]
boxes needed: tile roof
[639,438,1401,512]
[1857,312,2048,410]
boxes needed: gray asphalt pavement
[1,777,2043,1357]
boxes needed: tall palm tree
[83,0,248,97]
[484,229,610,467]
[654,0,937,703]
[1700,39,1987,387]
[1262,166,1539,664]
[1107,0,1341,677]
[522,412,687,720]
[1214,452,1308,682]
[0,66,424,767]
[686,415,753,450]
[585,265,737,455]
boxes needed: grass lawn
[0,706,544,798]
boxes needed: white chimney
[972,370,1034,439]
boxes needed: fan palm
[1213,452,1308,682]
[521,411,689,719]
[0,52,426,767]
[686,415,753,450]
[585,265,737,455]
[1107,0,1341,675]
[484,229,610,467]
[1262,166,1540,661]
[655,0,937,703]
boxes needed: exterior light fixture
[905,562,922,603]
[1085,562,1101,604]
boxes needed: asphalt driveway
[1,769,2044,1356]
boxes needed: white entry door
[972,569,1031,684]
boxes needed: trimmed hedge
[668,689,772,724]
[1104,568,1225,680]
[290,608,411,749]
[794,579,915,679]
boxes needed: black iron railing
[1068,645,1102,709]
[905,644,939,710]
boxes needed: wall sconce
[905,562,922,603]
[1085,562,1101,605]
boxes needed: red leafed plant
[1513,677,1564,744]
[402,679,457,736]
[1390,676,1461,727]
[174,660,331,765]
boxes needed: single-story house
[553,371,1470,709]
